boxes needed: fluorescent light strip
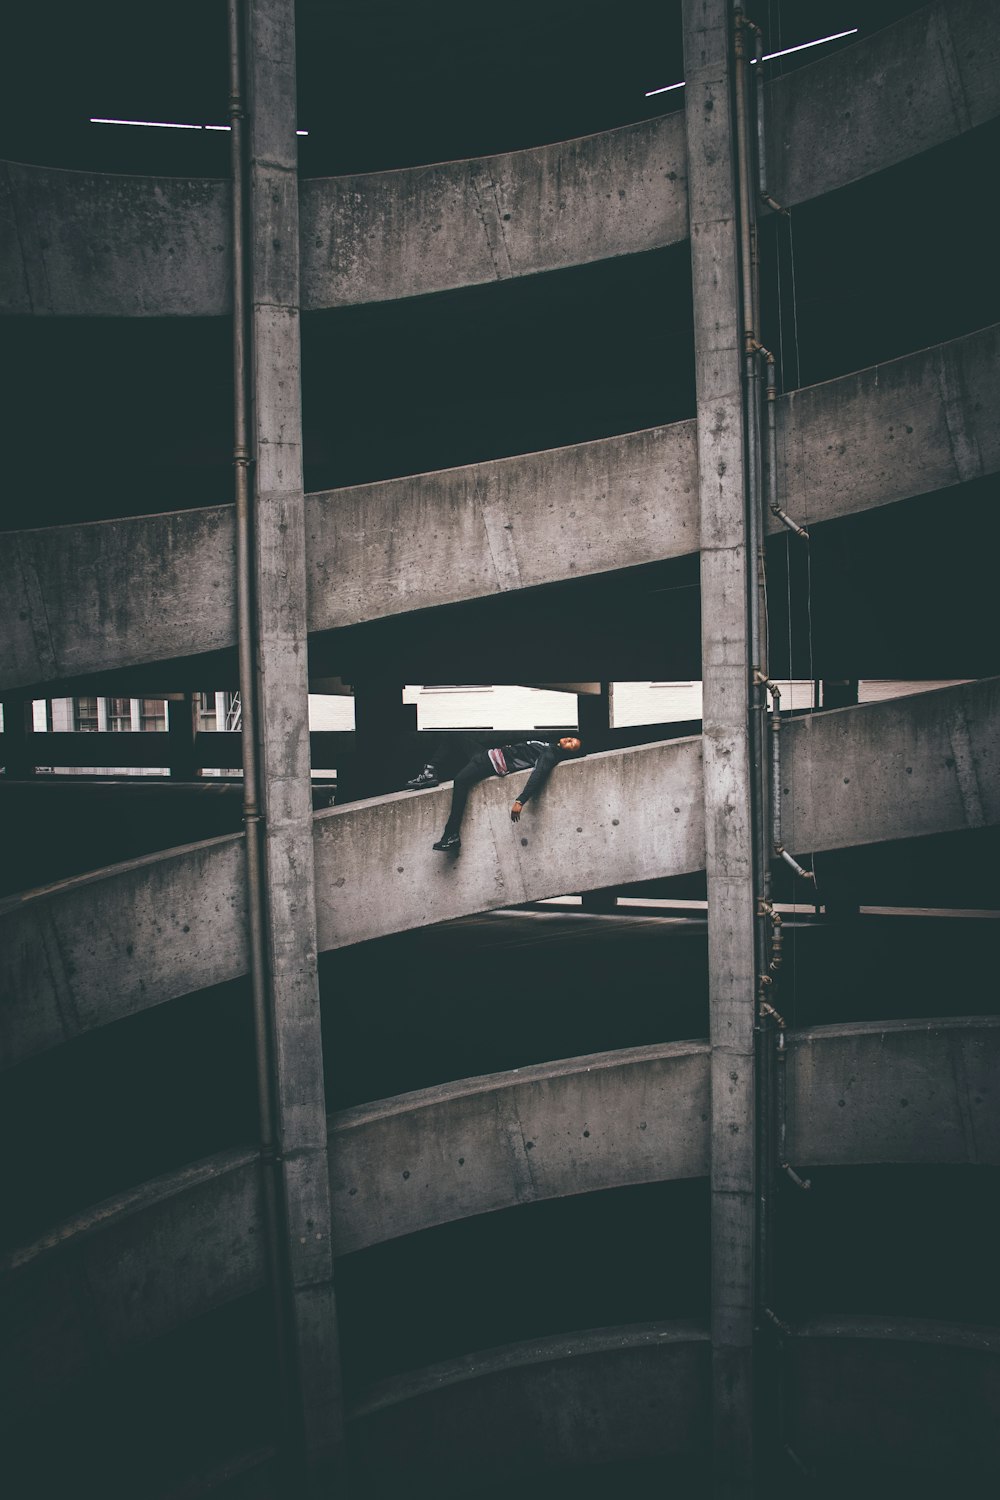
[90,117,201,129]
[90,117,309,135]
[759,27,858,62]
[644,26,859,98]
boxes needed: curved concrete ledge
[3,5,996,321]
[784,1315,1000,1475]
[2,325,996,695]
[329,1042,710,1254]
[305,421,698,632]
[2,679,998,1067]
[312,736,706,950]
[768,0,1000,210]
[780,677,999,858]
[0,163,230,317]
[347,1322,710,1481]
[0,833,247,1067]
[1,505,236,693]
[300,113,687,308]
[0,1149,262,1417]
[786,1016,1000,1168]
[774,322,1000,534]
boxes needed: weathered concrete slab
[3,681,999,1067]
[774,323,1000,532]
[348,1324,710,1483]
[0,834,247,1067]
[786,1017,1000,1167]
[3,327,997,695]
[0,1149,262,1420]
[784,1317,1000,1477]
[329,1042,710,1254]
[0,508,236,692]
[3,5,996,320]
[768,0,1000,210]
[306,422,698,631]
[0,162,230,317]
[312,736,706,950]
[300,113,688,308]
[780,678,1000,857]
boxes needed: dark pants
[426,733,497,838]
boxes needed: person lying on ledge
[406,730,583,853]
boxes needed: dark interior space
[318,905,997,1109]
[320,914,709,1108]
[774,1165,1000,1325]
[4,1293,277,1500]
[764,480,1000,682]
[1,2,925,180]
[0,317,233,529]
[301,243,695,493]
[334,1179,710,1392]
[3,3,997,1494]
[759,118,1000,391]
[0,979,257,1251]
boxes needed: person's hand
[510,801,523,822]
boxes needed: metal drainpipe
[227,0,292,1432]
[734,8,779,1409]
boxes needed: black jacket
[497,740,567,805]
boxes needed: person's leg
[407,731,483,789]
[437,752,493,843]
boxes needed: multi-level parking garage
[1,1,999,1495]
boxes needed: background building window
[196,692,217,732]
[107,696,131,732]
[141,698,167,733]
[74,696,99,731]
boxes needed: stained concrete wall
[0,1148,261,1423]
[4,327,996,696]
[328,1041,710,1254]
[785,1017,1000,1167]
[784,1317,1000,1476]
[0,163,230,317]
[3,1019,996,1405]
[3,680,998,1068]
[347,1325,711,1481]
[768,0,1000,209]
[305,421,698,633]
[1,506,237,693]
[311,735,706,950]
[301,113,688,307]
[0,833,247,1066]
[2,4,997,318]
[773,322,1000,533]
[780,678,999,854]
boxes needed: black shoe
[407,765,440,789]
[432,834,461,853]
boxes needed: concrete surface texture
[3,679,997,1070]
[3,1017,995,1436]
[2,3,996,318]
[4,322,996,695]
[3,0,998,1492]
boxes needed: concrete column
[349,682,417,800]
[682,2,757,1493]
[0,697,35,779]
[167,693,198,780]
[245,0,341,1482]
[579,684,617,911]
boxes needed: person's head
[558,736,582,754]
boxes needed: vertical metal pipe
[227,0,291,1433]
[732,12,756,354]
[764,358,783,850]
